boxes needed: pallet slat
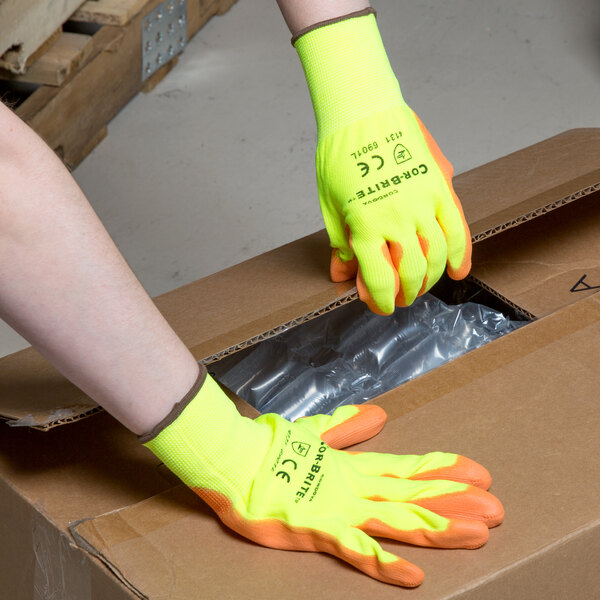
[71,0,150,26]
[0,0,86,73]
[0,33,94,87]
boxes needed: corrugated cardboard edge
[1,290,358,430]
[69,517,147,600]
[466,276,537,321]
[470,181,600,243]
[201,287,358,365]
[2,405,103,432]
[457,128,600,239]
[201,178,600,366]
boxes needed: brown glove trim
[291,7,377,46]
[138,364,208,443]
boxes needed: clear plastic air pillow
[210,294,525,421]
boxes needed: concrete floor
[2,0,600,355]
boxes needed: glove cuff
[138,365,207,444]
[291,7,376,45]
[295,12,404,140]
[141,372,272,499]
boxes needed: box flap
[69,295,600,599]
[0,346,100,428]
[153,229,356,361]
[455,128,600,241]
[469,190,600,318]
[1,129,599,429]
[0,411,171,534]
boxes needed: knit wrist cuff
[138,364,207,443]
[291,7,376,46]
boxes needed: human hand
[317,105,471,314]
[295,11,471,314]
[143,375,503,587]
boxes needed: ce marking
[357,155,384,177]
[276,458,297,483]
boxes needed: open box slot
[209,284,527,420]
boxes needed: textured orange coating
[330,248,358,282]
[388,240,404,271]
[412,111,472,281]
[194,488,425,587]
[410,488,504,528]
[387,240,411,307]
[320,404,387,449]
[417,233,430,257]
[416,234,429,297]
[409,455,493,490]
[356,270,380,314]
[358,516,489,549]
[416,276,429,298]
[366,495,388,502]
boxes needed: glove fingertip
[382,558,425,588]
[357,268,396,315]
[438,200,472,283]
[322,404,387,449]
[332,529,425,587]
[447,252,472,281]
[410,485,505,529]
[369,555,424,588]
[330,249,358,282]
[410,455,493,490]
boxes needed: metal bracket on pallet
[141,0,187,81]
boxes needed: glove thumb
[294,404,386,449]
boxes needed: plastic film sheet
[32,510,91,599]
[211,294,526,421]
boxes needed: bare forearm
[276,0,370,35]
[0,102,198,434]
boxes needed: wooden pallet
[0,32,95,86]
[0,0,238,169]
[0,0,86,73]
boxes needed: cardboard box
[1,129,599,599]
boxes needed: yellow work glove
[295,10,471,314]
[142,369,504,587]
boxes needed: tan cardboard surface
[469,190,600,318]
[1,128,599,428]
[0,412,170,532]
[454,128,600,241]
[0,345,99,428]
[0,412,166,600]
[153,229,354,359]
[0,478,138,600]
[0,393,257,599]
[70,294,600,599]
